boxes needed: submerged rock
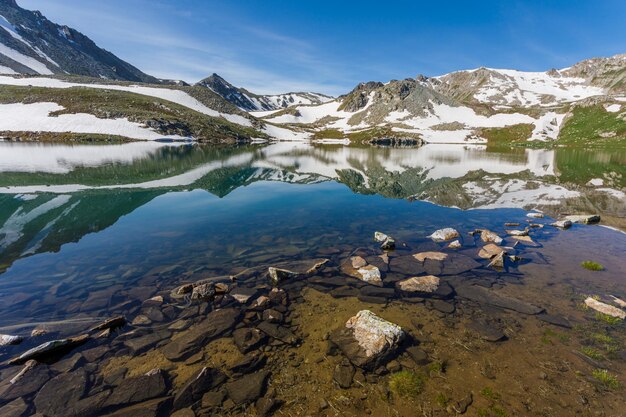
[0,334,23,347]
[268,259,329,286]
[329,310,405,369]
[333,358,355,388]
[506,228,529,237]
[391,252,480,277]
[90,316,126,333]
[466,320,506,342]
[341,256,384,286]
[428,228,460,242]
[225,371,270,405]
[0,361,51,401]
[565,214,601,224]
[162,308,240,360]
[173,367,227,410]
[456,285,544,315]
[105,369,167,408]
[256,322,297,345]
[356,265,383,286]
[233,328,266,353]
[191,283,217,301]
[8,334,89,365]
[584,297,625,319]
[479,244,508,259]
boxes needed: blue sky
[19,0,626,95]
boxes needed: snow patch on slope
[0,102,187,140]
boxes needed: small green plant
[592,369,621,390]
[595,312,622,325]
[480,387,501,400]
[581,346,604,360]
[435,392,450,407]
[389,370,425,398]
[581,261,604,271]
[427,360,446,375]
[477,406,509,417]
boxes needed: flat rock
[34,370,92,416]
[537,314,572,329]
[478,244,506,259]
[173,367,226,410]
[329,310,404,370]
[0,398,28,417]
[0,363,52,401]
[230,353,266,376]
[103,397,172,417]
[162,308,240,360]
[478,229,503,245]
[391,253,480,277]
[359,286,396,298]
[105,369,167,408]
[430,299,456,314]
[124,330,170,353]
[565,214,600,224]
[0,334,23,347]
[225,371,269,405]
[466,320,506,342]
[405,346,430,365]
[456,285,544,315]
[230,287,258,304]
[413,251,448,262]
[584,297,625,319]
[551,220,572,229]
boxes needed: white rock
[374,231,390,242]
[527,212,544,219]
[585,297,625,319]
[413,251,448,262]
[610,295,626,309]
[357,265,383,286]
[0,334,24,346]
[396,275,440,293]
[506,229,528,236]
[345,310,405,359]
[428,228,460,242]
[480,229,503,245]
[447,240,462,249]
[565,214,601,224]
[551,220,573,229]
[351,256,367,269]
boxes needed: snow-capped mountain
[257,54,626,144]
[0,0,156,82]
[196,73,334,111]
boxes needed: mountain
[196,73,334,111]
[258,54,626,145]
[0,0,157,82]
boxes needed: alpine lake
[0,140,625,417]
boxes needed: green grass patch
[581,261,604,271]
[435,393,450,407]
[581,346,605,361]
[477,406,509,417]
[558,104,626,147]
[481,124,534,144]
[592,369,621,390]
[595,312,622,326]
[388,370,425,398]
[480,387,501,400]
[312,128,345,139]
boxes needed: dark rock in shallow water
[230,287,258,304]
[455,285,544,315]
[359,286,396,298]
[357,295,389,304]
[256,394,281,417]
[173,367,226,410]
[34,370,103,417]
[537,314,572,328]
[230,353,267,376]
[329,286,360,298]
[329,310,404,370]
[124,330,170,353]
[0,362,52,401]
[0,398,28,417]
[333,358,355,388]
[103,397,172,417]
[105,369,167,408]
[405,346,430,365]
[466,319,506,342]
[267,259,329,286]
[256,322,297,345]
[233,328,266,354]
[429,299,455,314]
[8,334,90,365]
[391,253,481,277]
[162,308,240,360]
[90,316,126,333]
[202,390,226,408]
[225,370,270,405]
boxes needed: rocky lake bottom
[0,141,625,417]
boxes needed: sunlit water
[0,141,624,416]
